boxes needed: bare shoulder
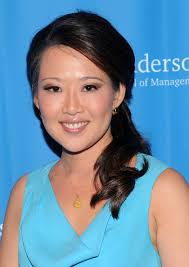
[151,168,189,266]
[10,174,27,201]
[0,175,27,267]
[3,174,28,226]
[156,167,188,188]
[151,167,189,223]
[5,175,27,220]
[151,168,189,213]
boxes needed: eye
[83,84,98,92]
[43,86,61,92]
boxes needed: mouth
[60,121,89,133]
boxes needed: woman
[0,11,189,267]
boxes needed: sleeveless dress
[19,153,168,267]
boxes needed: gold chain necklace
[58,162,97,209]
[58,161,81,208]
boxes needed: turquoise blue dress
[19,153,168,266]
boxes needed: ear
[113,83,126,109]
[33,94,39,109]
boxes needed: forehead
[39,45,110,81]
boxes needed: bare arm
[152,168,189,267]
[0,175,27,267]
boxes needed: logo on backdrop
[134,53,189,88]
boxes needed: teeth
[63,122,88,129]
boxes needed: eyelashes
[83,84,99,92]
[43,86,61,92]
[43,84,101,93]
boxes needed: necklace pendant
[73,196,81,208]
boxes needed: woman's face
[34,45,125,154]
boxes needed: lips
[60,121,89,133]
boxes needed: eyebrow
[79,76,104,82]
[40,76,104,82]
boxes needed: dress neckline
[45,152,143,239]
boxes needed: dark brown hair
[27,10,151,218]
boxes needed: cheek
[88,94,114,119]
[39,99,60,121]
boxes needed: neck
[60,133,112,183]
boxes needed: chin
[60,137,104,155]
[49,127,112,155]
[61,145,92,155]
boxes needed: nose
[61,89,83,115]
